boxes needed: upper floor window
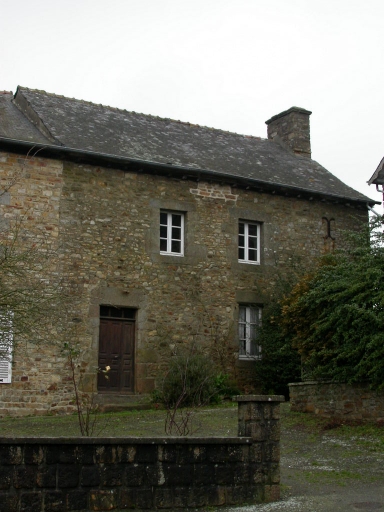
[238,305,262,360]
[160,211,184,256]
[238,221,260,264]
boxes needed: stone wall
[0,149,368,415]
[0,396,284,511]
[289,381,384,422]
[0,151,69,416]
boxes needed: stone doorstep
[93,393,152,413]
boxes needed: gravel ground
[223,409,384,512]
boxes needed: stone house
[0,87,376,415]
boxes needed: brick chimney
[265,107,312,158]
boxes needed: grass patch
[0,403,238,437]
[330,425,384,453]
[0,399,383,456]
[304,469,362,486]
[281,403,384,455]
[281,403,329,433]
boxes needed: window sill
[238,356,261,361]
[238,260,260,265]
[160,252,184,257]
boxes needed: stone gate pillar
[234,395,285,502]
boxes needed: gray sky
[1,0,383,206]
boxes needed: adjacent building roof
[368,157,384,186]
[0,86,376,206]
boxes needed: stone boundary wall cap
[0,437,252,445]
[233,395,285,402]
[288,381,332,387]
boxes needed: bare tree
[0,214,65,380]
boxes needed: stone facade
[0,396,283,511]
[289,382,384,422]
[0,148,368,416]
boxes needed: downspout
[367,203,380,218]
[375,184,384,217]
[376,184,384,211]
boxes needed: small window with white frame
[238,304,262,359]
[238,220,260,264]
[160,210,184,256]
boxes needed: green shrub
[282,217,384,389]
[150,388,163,405]
[253,302,301,399]
[161,350,217,408]
[213,372,240,400]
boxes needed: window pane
[250,307,258,323]
[248,249,257,261]
[239,306,246,322]
[248,237,257,249]
[172,227,181,240]
[172,214,182,227]
[249,339,257,356]
[238,248,245,260]
[171,240,181,253]
[248,224,258,237]
[100,306,109,317]
[160,239,167,252]
[238,235,245,247]
[239,222,245,235]
[160,212,167,225]
[160,225,167,238]
[239,325,246,341]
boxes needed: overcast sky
[1,0,383,207]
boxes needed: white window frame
[238,220,260,264]
[238,305,262,360]
[160,210,184,256]
[0,310,13,384]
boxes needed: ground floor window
[0,309,13,383]
[238,305,262,359]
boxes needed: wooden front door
[97,306,135,393]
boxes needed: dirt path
[225,408,384,511]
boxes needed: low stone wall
[289,381,384,422]
[0,395,284,511]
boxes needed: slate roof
[0,92,51,144]
[0,86,375,205]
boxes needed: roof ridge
[17,86,264,142]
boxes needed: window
[238,221,260,264]
[0,310,13,384]
[160,211,184,256]
[238,305,261,359]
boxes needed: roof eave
[0,137,377,207]
[368,156,384,186]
